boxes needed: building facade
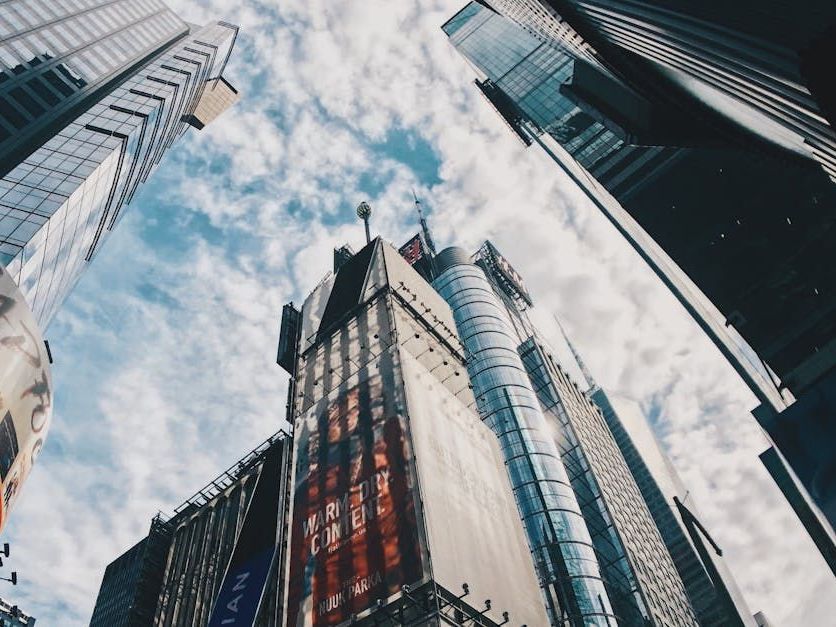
[432,245,621,626]
[444,1,836,553]
[281,238,547,626]
[513,0,836,182]
[90,432,290,627]
[0,1,238,533]
[0,0,188,176]
[0,14,239,329]
[0,597,34,627]
[432,240,710,626]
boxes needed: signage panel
[286,363,425,626]
[399,349,549,627]
[208,441,284,627]
[0,266,52,533]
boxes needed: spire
[554,314,598,392]
[413,189,437,255]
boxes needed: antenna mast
[413,189,437,255]
[554,314,598,392]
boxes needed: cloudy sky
[3,0,834,624]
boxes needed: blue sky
[2,0,835,624]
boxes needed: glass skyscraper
[433,246,619,626]
[554,320,755,625]
[0,0,189,175]
[482,0,836,182]
[0,2,239,329]
[444,2,836,558]
[0,0,239,538]
[432,240,709,626]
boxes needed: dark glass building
[0,3,240,329]
[444,1,836,552]
[484,0,836,183]
[90,432,290,627]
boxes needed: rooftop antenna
[554,314,598,392]
[356,201,372,244]
[413,189,437,255]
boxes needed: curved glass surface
[435,263,616,626]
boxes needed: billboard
[480,240,533,306]
[286,361,425,626]
[399,349,549,626]
[208,440,284,627]
[0,266,52,533]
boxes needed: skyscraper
[432,240,713,626]
[443,1,836,554]
[0,1,239,533]
[0,7,239,329]
[280,236,547,626]
[482,0,836,182]
[556,319,755,625]
[90,432,289,627]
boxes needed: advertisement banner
[208,440,284,627]
[286,363,425,626]
[0,266,52,533]
[399,349,550,627]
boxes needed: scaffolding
[354,581,524,627]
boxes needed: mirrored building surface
[0,3,239,329]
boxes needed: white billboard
[400,348,548,626]
[0,265,52,533]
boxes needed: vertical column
[433,247,616,627]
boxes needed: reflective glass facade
[592,388,754,626]
[433,251,616,626]
[0,0,188,173]
[0,18,238,328]
[519,338,698,626]
[559,0,836,181]
[445,1,836,560]
[443,3,624,171]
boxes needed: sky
[2,0,835,624]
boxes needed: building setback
[89,432,290,627]
[443,0,836,559]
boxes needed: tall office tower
[443,2,836,560]
[279,237,547,626]
[431,246,618,625]
[486,0,836,182]
[432,240,703,626]
[90,432,289,627]
[0,2,239,534]
[0,597,34,626]
[0,8,239,329]
[557,321,754,625]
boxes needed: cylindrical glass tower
[433,247,617,626]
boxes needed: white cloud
[2,0,833,625]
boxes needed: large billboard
[286,361,425,626]
[0,266,52,533]
[399,349,549,626]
